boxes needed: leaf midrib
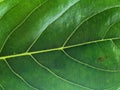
[0,37,119,60]
[1,3,120,60]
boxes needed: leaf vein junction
[62,50,120,72]
[0,37,119,60]
[63,5,120,46]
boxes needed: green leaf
[0,0,120,90]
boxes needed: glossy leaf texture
[0,0,120,90]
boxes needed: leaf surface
[0,0,120,90]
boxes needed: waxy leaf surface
[0,0,120,90]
